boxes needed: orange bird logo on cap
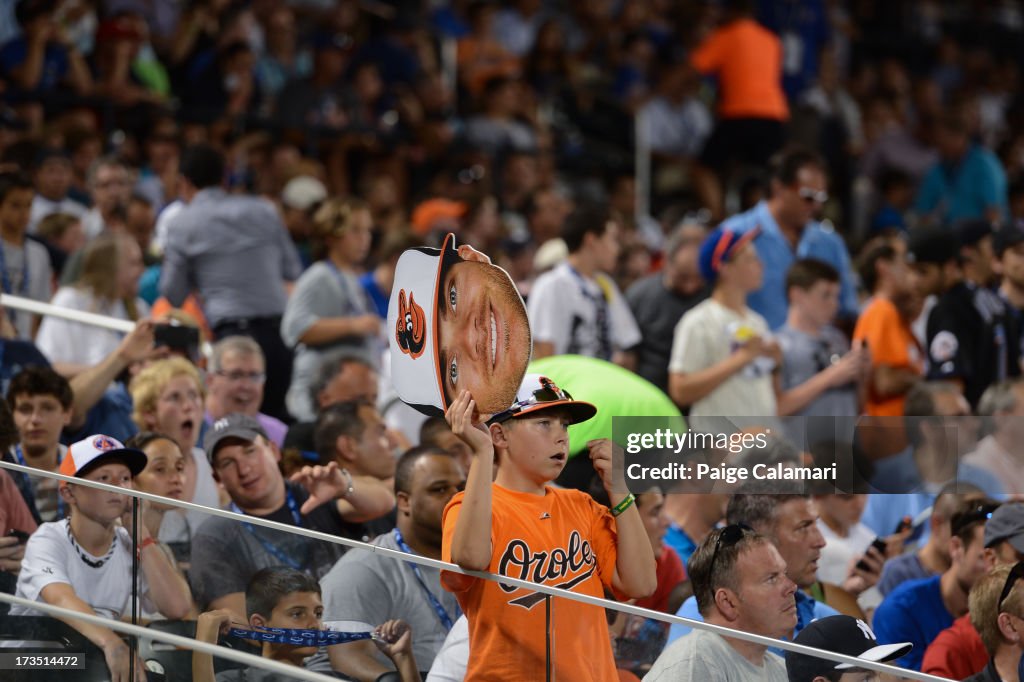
[395,289,427,359]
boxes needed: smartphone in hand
[6,529,29,544]
[855,537,888,572]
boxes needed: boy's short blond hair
[970,564,1024,655]
[130,357,205,429]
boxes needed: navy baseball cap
[786,616,912,681]
[698,227,760,283]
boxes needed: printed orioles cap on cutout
[58,434,148,485]
[395,289,427,359]
[388,233,463,416]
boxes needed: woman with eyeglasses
[130,357,222,556]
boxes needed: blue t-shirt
[914,144,1008,224]
[664,524,698,567]
[873,575,951,671]
[359,271,388,318]
[0,338,49,397]
[62,384,137,446]
[878,553,931,597]
[720,201,858,329]
[758,0,830,100]
[667,590,838,657]
[0,37,69,92]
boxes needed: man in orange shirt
[689,0,789,217]
[441,375,656,681]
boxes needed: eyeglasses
[998,561,1024,612]
[950,502,1000,537]
[708,523,754,577]
[216,370,266,384]
[486,377,572,425]
[798,187,828,205]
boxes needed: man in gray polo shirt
[159,144,302,421]
[321,446,465,681]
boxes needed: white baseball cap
[388,233,462,416]
[281,176,328,211]
[59,434,148,485]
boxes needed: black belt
[213,315,283,332]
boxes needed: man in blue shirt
[873,499,998,670]
[915,112,1008,225]
[668,490,846,654]
[720,147,857,329]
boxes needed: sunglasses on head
[951,502,1001,537]
[999,561,1024,612]
[798,187,828,205]
[708,523,754,577]
[486,378,573,425]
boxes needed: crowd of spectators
[6,0,1024,680]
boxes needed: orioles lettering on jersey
[497,530,597,609]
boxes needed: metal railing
[0,291,956,680]
[0,461,954,681]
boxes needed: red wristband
[137,536,158,557]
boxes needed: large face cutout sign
[388,233,532,416]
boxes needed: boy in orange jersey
[441,374,656,681]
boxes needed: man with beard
[321,446,465,680]
[389,233,531,417]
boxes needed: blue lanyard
[229,626,372,647]
[230,489,305,571]
[566,266,611,360]
[15,444,65,519]
[393,529,460,630]
[325,261,369,317]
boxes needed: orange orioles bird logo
[396,289,427,359]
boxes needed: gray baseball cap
[984,503,1024,552]
[204,413,268,465]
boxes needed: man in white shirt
[528,203,641,369]
[645,525,794,681]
